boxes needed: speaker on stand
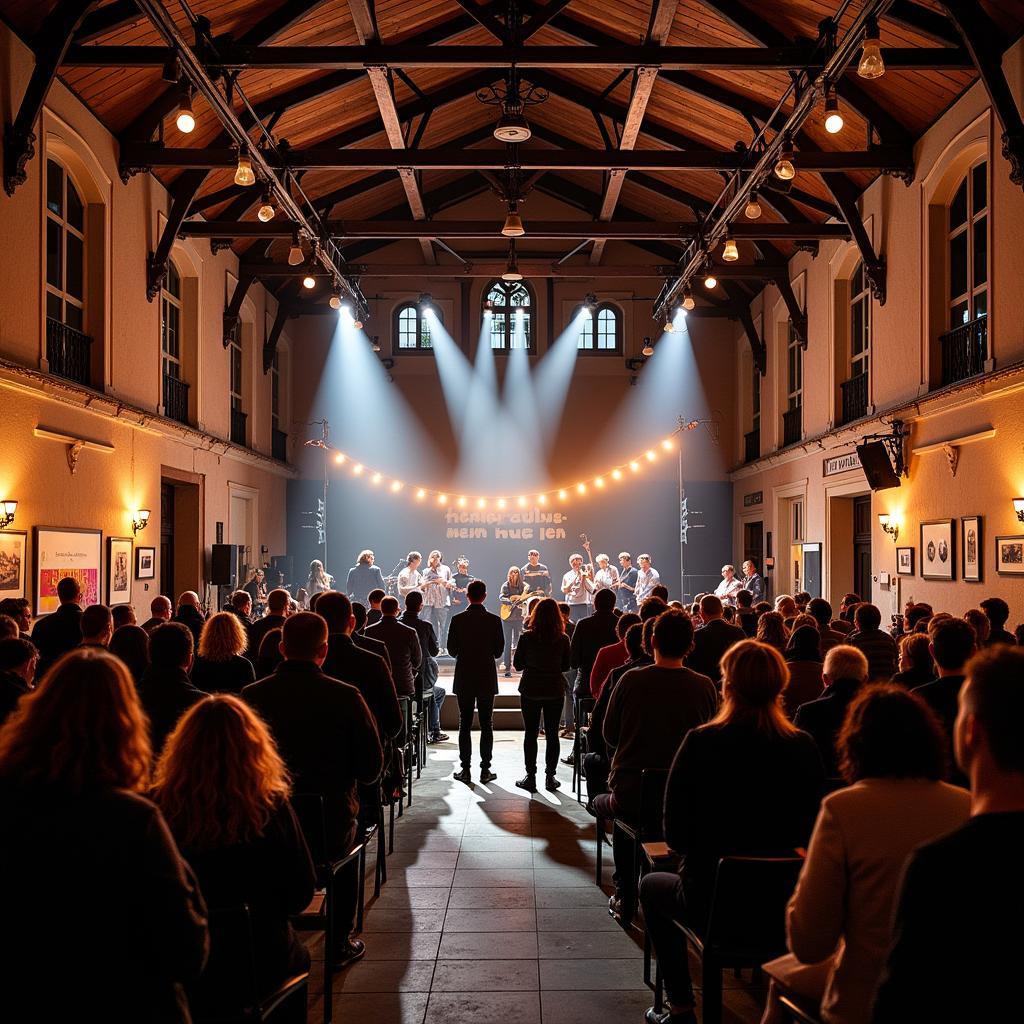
[210,544,243,610]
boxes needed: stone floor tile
[312,991,429,1024]
[362,932,443,960]
[451,867,535,887]
[337,959,436,992]
[388,851,461,869]
[430,959,540,991]
[362,908,446,933]
[438,930,539,959]
[534,886,611,908]
[366,887,451,910]
[388,868,456,888]
[445,887,537,909]
[442,907,538,932]
[423,991,541,1024]
[539,958,647,991]
[535,907,620,931]
[540,989,652,1024]
[538,930,643,959]
[455,850,533,869]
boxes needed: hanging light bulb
[823,86,844,134]
[744,191,762,220]
[302,273,316,290]
[502,201,525,238]
[329,285,342,310]
[642,337,655,356]
[353,311,364,330]
[722,231,739,263]
[175,87,195,134]
[233,145,256,187]
[257,189,276,222]
[682,286,695,311]
[663,316,675,333]
[704,263,718,289]
[774,133,796,181]
[857,18,885,80]
[287,231,304,266]
[501,240,523,281]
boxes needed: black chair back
[704,856,803,960]
[638,769,669,840]
[291,792,329,872]
[190,905,259,1018]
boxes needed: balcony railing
[744,428,760,463]
[162,372,190,425]
[940,314,987,387]
[230,407,247,446]
[782,405,802,448]
[272,427,288,462]
[46,317,92,387]
[839,371,869,425]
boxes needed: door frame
[824,476,871,605]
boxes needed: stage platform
[435,660,535,731]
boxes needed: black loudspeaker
[856,441,902,491]
[270,554,293,587]
[211,544,241,586]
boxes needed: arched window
[394,302,435,350]
[485,280,533,350]
[45,159,85,332]
[161,260,189,423]
[577,303,621,352]
[948,159,987,327]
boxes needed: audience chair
[640,841,679,995]
[778,993,825,1024]
[595,769,668,889]
[655,855,803,1024]
[190,904,309,1024]
[573,697,595,803]
[397,696,416,812]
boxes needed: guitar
[500,588,546,620]
[578,533,595,581]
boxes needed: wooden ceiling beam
[72,0,141,43]
[886,1,961,48]
[243,261,671,278]
[451,0,509,44]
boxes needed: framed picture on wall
[995,535,1024,576]
[896,546,914,576]
[135,546,156,580]
[0,531,27,601]
[961,516,982,583]
[919,519,955,581]
[33,526,102,616]
[107,537,133,605]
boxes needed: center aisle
[319,731,652,1024]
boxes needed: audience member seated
[227,589,253,626]
[351,601,393,671]
[775,595,799,621]
[365,589,386,627]
[80,604,114,648]
[831,594,861,635]
[756,610,789,654]
[873,646,1024,1021]
[0,648,208,1020]
[365,596,421,698]
[109,623,150,683]
[639,640,823,1024]
[0,637,36,725]
[141,595,173,633]
[0,614,17,639]
[247,587,290,659]
[913,616,976,787]
[318,591,402,742]
[173,591,206,646]
[0,597,31,637]
[890,632,935,688]
[242,612,383,967]
[962,607,990,648]
[154,695,315,999]
[138,623,206,757]
[191,611,256,695]
[590,611,641,702]
[762,684,969,1024]
[570,587,620,705]
[782,625,824,718]
[400,591,448,743]
[794,646,869,778]
[686,594,746,684]
[848,604,898,681]
[806,599,843,654]
[650,584,670,603]
[255,627,284,679]
[979,596,1016,646]
[513,598,572,792]
[30,576,83,674]
[111,605,136,630]
[736,589,758,637]
[597,611,718,921]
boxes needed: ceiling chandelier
[477,65,548,143]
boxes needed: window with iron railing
[230,407,247,446]
[46,317,92,387]
[272,428,288,462]
[940,314,988,386]
[783,322,802,447]
[948,159,988,330]
[45,159,85,334]
[162,371,190,425]
[744,428,760,464]
[840,371,869,425]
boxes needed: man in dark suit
[246,587,290,659]
[140,595,173,634]
[685,594,746,683]
[243,612,383,968]
[352,602,392,672]
[0,637,36,726]
[400,591,448,743]
[30,576,84,676]
[172,591,206,646]
[794,644,869,777]
[447,580,504,784]
[570,587,620,702]
[136,622,206,756]
[365,596,421,697]
[365,589,386,628]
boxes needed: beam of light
[532,308,586,452]
[423,309,475,436]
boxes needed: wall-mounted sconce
[878,512,899,542]
[0,500,17,529]
[1014,498,1024,523]
[132,508,151,535]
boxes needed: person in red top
[590,612,640,701]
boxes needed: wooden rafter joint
[118,161,151,186]
[145,252,168,302]
[2,124,35,197]
[1001,129,1024,188]
[865,255,887,305]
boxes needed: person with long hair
[0,648,208,1020]
[639,640,823,1024]
[757,609,790,654]
[891,631,935,688]
[499,565,527,678]
[782,624,824,717]
[306,559,334,598]
[513,597,571,792]
[108,623,151,683]
[154,695,315,996]
[191,611,256,694]
[762,684,969,1024]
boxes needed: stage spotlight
[302,274,316,290]
[775,133,796,180]
[419,293,433,313]
[538,494,548,505]
[175,86,195,134]
[234,145,256,187]
[517,496,527,507]
[340,302,353,316]
[583,293,598,314]
[476,498,486,509]
[722,231,739,262]
[704,267,718,289]
[457,496,467,507]
[353,310,364,329]
[287,232,304,266]
[257,189,275,222]
[329,288,342,310]
[642,337,655,356]
[744,191,762,219]
[682,287,695,311]
[663,316,675,333]
[416,488,426,500]
[858,18,885,79]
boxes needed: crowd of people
[0,572,1020,1023]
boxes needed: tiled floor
[307,729,766,1023]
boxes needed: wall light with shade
[132,508,151,535]
[878,512,899,542]
[0,500,17,529]
[1014,498,1024,522]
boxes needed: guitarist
[498,566,527,677]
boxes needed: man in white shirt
[420,549,454,653]
[634,553,661,605]
[561,553,595,623]
[713,564,744,607]
[593,554,620,593]
[397,551,423,600]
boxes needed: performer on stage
[397,551,422,599]
[741,558,764,602]
[561,553,595,624]
[521,549,552,596]
[346,549,386,605]
[243,568,269,618]
[634,553,660,605]
[306,559,334,598]
[498,566,526,677]
[714,563,744,607]
[450,557,473,612]
[616,552,639,612]
[420,549,454,655]
[593,553,620,593]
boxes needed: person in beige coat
[761,684,970,1024]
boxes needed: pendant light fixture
[704,264,718,290]
[502,201,525,238]
[353,310,364,330]
[774,133,796,181]
[722,231,739,262]
[287,231,304,266]
[329,284,342,310]
[234,144,256,187]
[256,189,276,222]
[682,286,695,311]
[642,337,655,356]
[744,191,762,220]
[175,86,195,134]
[302,273,316,290]
[857,18,885,80]
[501,240,523,281]
[494,102,531,143]
[823,86,844,134]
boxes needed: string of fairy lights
[310,419,704,509]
